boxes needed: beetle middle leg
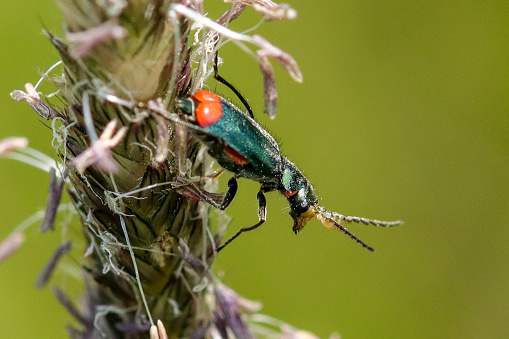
[216,190,267,252]
[216,182,279,252]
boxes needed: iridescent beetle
[166,90,401,251]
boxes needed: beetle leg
[219,176,238,210]
[174,175,238,212]
[216,190,267,252]
[207,168,225,180]
[173,176,225,207]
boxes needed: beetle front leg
[216,190,267,252]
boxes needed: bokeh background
[1,0,507,338]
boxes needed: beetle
[155,90,402,251]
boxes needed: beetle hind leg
[173,175,238,212]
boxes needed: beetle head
[286,183,320,234]
[281,158,319,233]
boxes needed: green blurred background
[1,0,507,338]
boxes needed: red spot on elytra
[196,101,223,127]
[284,190,298,197]
[194,90,220,103]
[224,146,249,165]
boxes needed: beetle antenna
[317,207,403,228]
[315,210,374,252]
[313,206,403,251]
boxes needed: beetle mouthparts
[292,206,318,234]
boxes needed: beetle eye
[299,200,309,213]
